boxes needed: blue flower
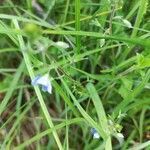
[91,128,100,139]
[31,74,52,94]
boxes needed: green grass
[0,0,150,150]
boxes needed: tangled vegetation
[0,0,150,149]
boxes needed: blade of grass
[0,60,25,115]
[122,129,137,150]
[0,85,30,93]
[0,14,53,28]
[139,107,147,143]
[0,48,19,53]
[86,83,112,150]
[120,0,148,60]
[0,20,18,45]
[113,69,150,117]
[35,44,122,75]
[13,19,63,150]
[126,98,150,114]
[56,6,122,28]
[64,103,69,150]
[86,83,109,133]
[58,74,107,140]
[43,30,150,48]
[52,80,80,117]
[0,68,16,73]
[15,88,23,118]
[101,56,137,73]
[93,0,110,28]
[62,0,70,23]
[128,140,150,150]
[2,98,35,147]
[14,118,84,150]
[75,0,81,53]
[131,0,148,38]
[26,0,32,12]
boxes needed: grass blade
[13,19,63,150]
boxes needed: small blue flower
[31,74,52,94]
[91,128,100,139]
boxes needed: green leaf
[118,77,133,99]
[86,83,112,149]
[137,54,150,68]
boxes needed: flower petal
[31,74,52,94]
[31,75,41,86]
[116,133,124,144]
[122,19,132,28]
[42,85,48,92]
[93,132,100,139]
[100,39,105,47]
[35,74,49,86]
[42,83,52,94]
[91,128,100,139]
[55,41,69,49]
